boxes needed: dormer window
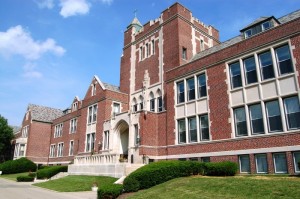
[244,29,252,38]
[72,102,78,111]
[91,83,96,96]
[262,21,271,31]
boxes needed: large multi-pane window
[275,45,293,75]
[188,117,197,142]
[229,62,242,89]
[187,78,195,101]
[249,104,264,134]
[22,126,29,138]
[244,56,258,84]
[293,152,300,173]
[103,131,110,150]
[259,51,275,80]
[70,118,77,133]
[197,74,207,98]
[88,104,97,124]
[177,81,185,103]
[239,155,250,173]
[54,123,63,138]
[273,153,288,173]
[266,100,283,132]
[234,107,247,136]
[283,96,300,130]
[57,143,64,157]
[199,114,209,140]
[49,145,56,157]
[255,154,268,173]
[178,119,186,143]
[86,132,95,152]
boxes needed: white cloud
[99,0,113,5]
[36,0,55,9]
[22,63,43,79]
[0,25,65,60]
[59,0,91,18]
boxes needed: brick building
[15,3,300,175]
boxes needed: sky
[0,0,299,126]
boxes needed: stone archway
[115,120,129,162]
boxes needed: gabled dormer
[240,16,280,39]
[71,96,80,112]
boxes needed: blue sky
[0,0,299,126]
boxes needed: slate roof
[190,9,300,62]
[28,104,64,123]
[103,82,120,92]
[240,16,272,31]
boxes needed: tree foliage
[0,115,14,162]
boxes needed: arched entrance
[115,120,129,162]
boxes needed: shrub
[123,160,206,192]
[98,184,123,199]
[205,161,238,176]
[0,158,37,174]
[16,175,34,182]
[28,172,36,178]
[36,166,68,179]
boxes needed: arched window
[132,98,137,112]
[157,89,163,112]
[149,92,155,112]
[139,95,144,111]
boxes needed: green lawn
[127,176,300,199]
[0,172,30,181]
[33,175,117,192]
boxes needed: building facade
[15,3,300,175]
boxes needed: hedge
[0,158,37,174]
[16,175,35,182]
[123,160,237,192]
[123,160,206,192]
[98,184,123,199]
[36,166,68,179]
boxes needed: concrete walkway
[0,178,97,199]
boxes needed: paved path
[0,178,97,199]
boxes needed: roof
[240,16,273,32]
[28,104,64,123]
[10,126,21,134]
[103,82,120,92]
[191,9,300,62]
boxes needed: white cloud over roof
[0,25,65,60]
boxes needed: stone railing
[74,153,119,165]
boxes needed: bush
[28,172,36,178]
[123,160,206,192]
[0,158,37,174]
[16,175,34,182]
[98,184,123,199]
[36,166,68,179]
[205,161,238,176]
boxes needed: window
[255,154,268,173]
[187,78,195,101]
[57,143,64,157]
[69,141,74,156]
[244,29,252,38]
[178,119,186,143]
[293,152,300,172]
[201,157,210,162]
[266,100,283,132]
[103,131,109,150]
[284,96,300,130]
[91,83,96,96]
[139,96,144,110]
[234,107,247,136]
[258,51,275,80]
[134,124,139,145]
[146,43,149,57]
[49,145,56,157]
[86,132,95,152]
[249,104,264,134]
[239,155,250,173]
[113,103,120,116]
[132,98,137,112]
[200,39,204,51]
[197,74,207,98]
[14,143,19,157]
[150,98,155,112]
[273,153,288,173]
[177,81,185,103]
[188,117,197,142]
[152,40,155,54]
[244,56,258,84]
[157,96,163,112]
[229,62,242,89]
[70,118,77,133]
[275,45,293,75]
[54,123,63,138]
[182,47,187,60]
[262,21,271,31]
[88,104,97,124]
[22,126,29,138]
[139,46,143,61]
[72,102,78,111]
[19,144,25,157]
[199,114,209,140]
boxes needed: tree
[0,115,14,162]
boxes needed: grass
[33,175,117,192]
[0,172,30,181]
[127,175,300,199]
